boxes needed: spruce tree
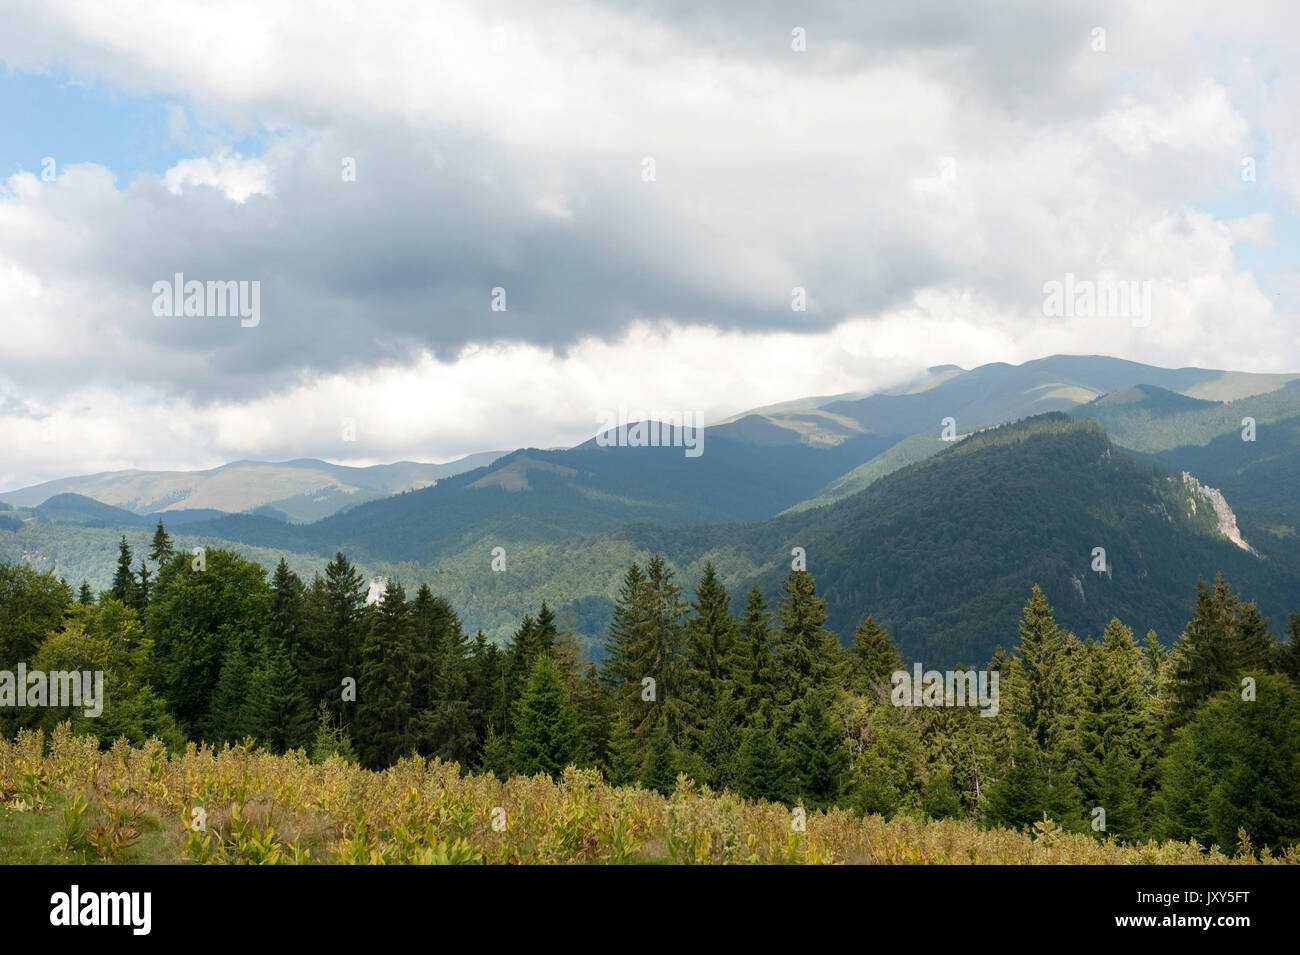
[734,584,777,725]
[355,581,419,769]
[207,647,254,743]
[148,520,175,565]
[1013,585,1068,753]
[682,563,739,752]
[788,688,849,810]
[303,553,369,720]
[685,563,738,690]
[419,592,475,764]
[467,632,511,745]
[510,654,582,778]
[640,721,678,794]
[135,560,151,611]
[1075,620,1155,839]
[250,645,314,753]
[600,557,688,753]
[1279,613,1300,686]
[506,604,557,700]
[735,718,789,803]
[77,581,94,606]
[603,562,646,689]
[985,744,1051,830]
[1167,575,1269,732]
[1158,672,1300,851]
[570,660,612,771]
[849,615,903,697]
[775,570,836,707]
[267,559,307,676]
[110,536,138,608]
[696,683,743,790]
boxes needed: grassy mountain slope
[0,452,505,522]
[783,433,950,513]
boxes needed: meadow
[2,725,1292,865]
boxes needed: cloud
[0,0,1297,484]
[163,151,271,202]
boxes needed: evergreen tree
[510,654,582,778]
[303,553,369,720]
[684,563,738,693]
[996,587,1086,829]
[309,702,358,764]
[775,570,837,709]
[1014,585,1068,754]
[267,559,307,675]
[985,744,1051,830]
[479,727,513,781]
[1158,672,1300,851]
[207,647,254,743]
[419,592,475,764]
[600,557,689,751]
[735,718,789,803]
[574,661,612,769]
[250,645,314,753]
[603,562,646,689]
[1278,613,1300,686]
[1075,620,1156,840]
[680,563,739,755]
[1167,575,1272,732]
[788,688,849,810]
[506,603,557,700]
[148,521,175,565]
[640,721,678,794]
[467,632,511,747]
[355,581,420,769]
[135,560,151,611]
[696,683,743,790]
[77,581,94,606]
[734,584,777,725]
[603,711,642,787]
[849,615,904,697]
[110,536,138,608]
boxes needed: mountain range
[0,452,505,523]
[3,355,1298,665]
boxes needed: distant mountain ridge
[0,452,506,523]
[4,356,1299,665]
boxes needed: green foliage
[1167,574,1276,732]
[510,654,582,778]
[735,719,789,804]
[0,562,73,664]
[2,542,1299,852]
[849,615,903,694]
[356,580,421,769]
[145,548,272,732]
[1157,672,1300,851]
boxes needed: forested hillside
[3,530,1299,852]
[6,413,1299,664]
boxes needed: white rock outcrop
[1181,472,1257,555]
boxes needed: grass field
[2,725,1293,865]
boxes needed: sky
[1,0,1298,488]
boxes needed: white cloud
[0,0,1297,485]
[163,151,271,203]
